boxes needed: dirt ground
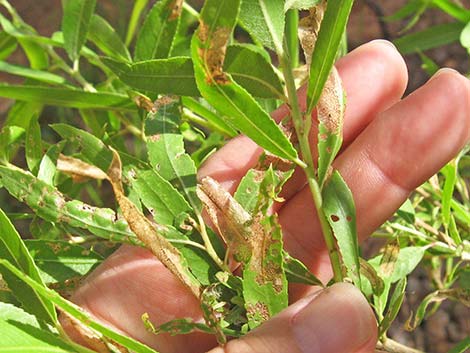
[1,1,470,352]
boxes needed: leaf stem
[280,48,343,283]
[195,213,229,272]
[376,338,425,353]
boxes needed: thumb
[208,283,377,353]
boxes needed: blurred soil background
[0,1,469,352]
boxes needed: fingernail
[429,68,459,82]
[370,39,397,51]
[292,283,376,353]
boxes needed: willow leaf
[192,0,298,162]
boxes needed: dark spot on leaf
[320,133,328,141]
[346,215,352,222]
[330,214,340,222]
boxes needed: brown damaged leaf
[380,243,400,277]
[106,148,201,297]
[197,176,253,262]
[317,66,344,134]
[57,154,108,182]
[197,21,231,85]
[168,0,184,20]
[249,215,284,293]
[60,311,119,353]
[298,1,326,66]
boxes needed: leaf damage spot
[168,0,184,21]
[330,214,340,222]
[198,21,231,85]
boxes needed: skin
[62,40,470,353]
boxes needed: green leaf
[134,0,182,60]
[0,303,84,353]
[88,14,131,62]
[239,0,285,54]
[18,38,49,70]
[51,123,113,172]
[0,31,17,60]
[125,0,150,46]
[0,165,137,244]
[322,170,360,285]
[181,97,237,137]
[0,209,57,325]
[394,22,464,54]
[145,98,200,210]
[0,84,134,110]
[25,116,42,175]
[235,169,264,214]
[192,0,298,162]
[396,198,415,224]
[359,258,385,297]
[0,60,66,84]
[284,252,323,286]
[370,246,425,284]
[4,101,42,129]
[432,0,470,22]
[37,143,63,185]
[418,51,439,76]
[306,0,354,114]
[224,44,285,99]
[380,277,407,336]
[0,259,160,353]
[25,240,103,284]
[448,336,470,353]
[102,56,199,97]
[61,0,97,61]
[441,162,457,228]
[132,169,192,225]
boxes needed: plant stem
[285,9,299,68]
[195,213,229,272]
[376,338,425,353]
[279,50,343,283]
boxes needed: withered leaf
[106,149,201,297]
[57,154,108,182]
[298,1,326,66]
[197,176,252,263]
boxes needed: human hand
[62,40,470,353]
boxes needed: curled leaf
[197,176,252,263]
[298,1,326,66]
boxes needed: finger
[207,283,377,353]
[63,245,215,353]
[281,69,470,282]
[199,40,408,194]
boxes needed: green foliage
[0,0,469,352]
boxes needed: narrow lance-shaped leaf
[145,97,201,210]
[239,0,285,54]
[298,2,325,66]
[316,67,345,188]
[0,209,57,325]
[0,164,137,244]
[107,149,201,297]
[134,0,183,60]
[380,277,407,336]
[102,56,200,97]
[0,60,67,84]
[223,44,285,99]
[448,337,470,353]
[125,0,150,46]
[132,169,192,226]
[0,302,87,353]
[88,14,131,62]
[197,176,253,263]
[25,239,103,284]
[243,167,292,328]
[25,115,42,175]
[322,170,361,285]
[0,259,160,353]
[306,0,354,115]
[192,0,299,162]
[61,0,97,61]
[0,84,135,110]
